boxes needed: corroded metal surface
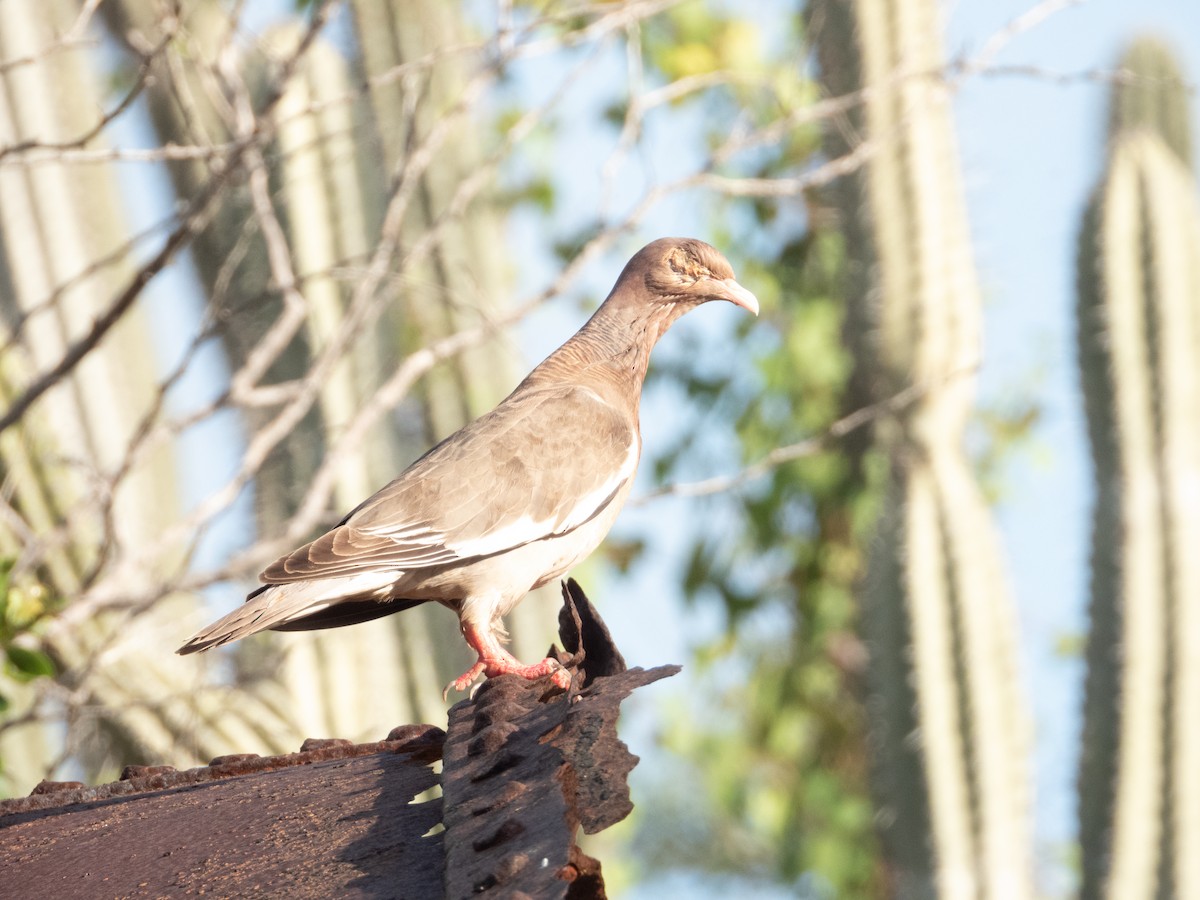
[0,725,444,818]
[441,663,679,899]
[0,582,678,899]
[0,728,445,899]
[555,578,628,683]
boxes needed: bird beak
[714,278,759,316]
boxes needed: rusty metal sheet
[555,578,627,682]
[440,663,679,899]
[0,731,445,898]
[0,725,444,819]
[0,581,678,900]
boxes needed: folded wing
[261,384,639,583]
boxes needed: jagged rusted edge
[442,576,678,897]
[441,664,679,898]
[0,723,445,818]
[555,578,628,684]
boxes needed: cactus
[101,0,322,535]
[240,21,484,737]
[93,2,542,744]
[809,0,1033,895]
[349,0,514,437]
[1076,40,1200,896]
[346,0,561,682]
[1107,36,1193,169]
[0,0,238,786]
[0,0,164,778]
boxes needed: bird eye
[667,248,709,283]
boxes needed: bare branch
[0,142,233,166]
[633,365,979,505]
[951,0,1089,83]
[0,36,99,76]
[0,0,340,437]
[0,0,1091,782]
[0,29,174,162]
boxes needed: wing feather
[260,385,638,584]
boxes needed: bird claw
[442,655,572,700]
[443,662,486,701]
[505,655,572,691]
[545,660,573,691]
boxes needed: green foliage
[647,3,765,81]
[642,1,821,168]
[971,398,1042,504]
[651,221,884,894]
[659,636,879,888]
[621,4,892,892]
[0,559,59,715]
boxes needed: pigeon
[178,238,758,695]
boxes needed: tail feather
[177,571,401,654]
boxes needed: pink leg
[443,622,572,698]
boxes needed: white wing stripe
[440,436,639,560]
[273,570,397,605]
[554,435,639,534]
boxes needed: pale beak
[715,278,759,316]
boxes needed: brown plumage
[178,238,758,695]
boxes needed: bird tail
[176,571,401,654]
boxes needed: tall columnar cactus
[0,0,221,787]
[94,2,538,747]
[100,0,294,531]
[251,25,459,738]
[809,0,1033,895]
[1107,36,1193,170]
[347,0,560,677]
[349,0,514,439]
[1076,39,1200,899]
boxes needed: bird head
[625,237,759,316]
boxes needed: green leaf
[6,645,55,681]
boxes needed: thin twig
[0,37,99,75]
[0,0,339,437]
[0,30,174,162]
[950,0,1089,84]
[633,366,977,505]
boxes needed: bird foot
[442,655,571,700]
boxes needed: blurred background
[1,0,1198,897]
